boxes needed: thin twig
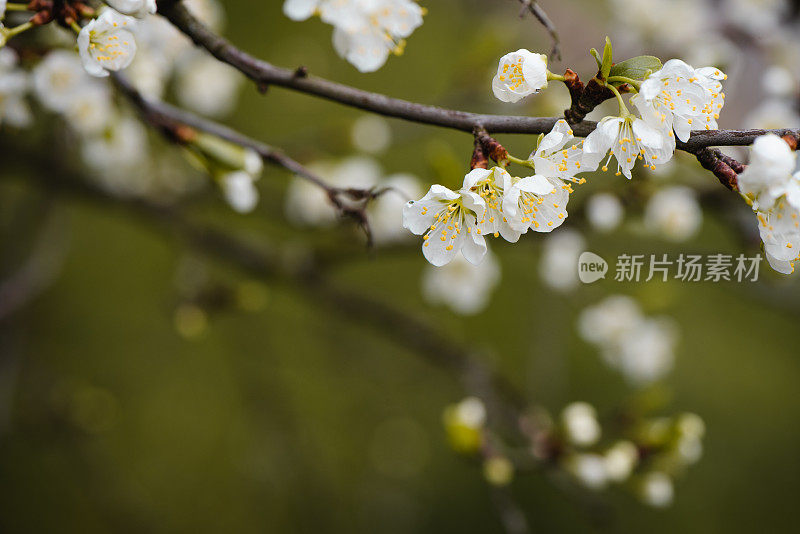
[517,0,561,61]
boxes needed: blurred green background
[2,0,800,532]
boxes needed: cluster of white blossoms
[282,0,425,72]
[584,59,726,179]
[403,119,584,266]
[556,401,703,506]
[578,295,678,385]
[403,47,727,267]
[0,48,32,128]
[5,0,249,207]
[738,134,800,274]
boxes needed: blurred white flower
[561,402,601,447]
[105,0,156,18]
[578,295,643,346]
[0,48,31,128]
[65,83,114,136]
[722,0,789,34]
[285,0,424,72]
[221,171,259,213]
[566,453,608,490]
[351,115,392,154]
[609,0,711,51]
[640,472,674,508]
[645,186,703,242]
[539,229,584,291]
[615,317,678,385]
[126,17,190,99]
[78,9,138,77]
[176,52,243,117]
[371,173,422,245]
[604,441,639,482]
[745,98,800,131]
[422,247,500,315]
[82,115,148,171]
[452,397,487,429]
[586,193,624,233]
[579,296,678,386]
[33,50,90,112]
[492,49,548,103]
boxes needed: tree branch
[155,0,799,155]
[112,73,380,243]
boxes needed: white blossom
[221,171,259,213]
[755,199,800,274]
[451,397,487,429]
[492,49,548,103]
[403,183,487,267]
[463,167,521,242]
[105,0,156,18]
[635,59,726,142]
[640,472,674,508]
[283,0,322,21]
[78,9,137,77]
[317,0,425,72]
[176,52,243,117]
[604,441,639,482]
[0,48,31,128]
[82,115,148,172]
[422,247,500,315]
[578,295,643,347]
[32,50,91,112]
[738,134,800,211]
[579,296,678,385]
[586,193,624,233]
[645,186,703,242]
[561,402,601,447]
[566,453,609,490]
[65,83,114,135]
[615,318,678,385]
[582,115,675,179]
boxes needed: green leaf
[589,48,602,71]
[600,37,613,79]
[609,55,663,80]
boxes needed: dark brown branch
[516,0,560,61]
[155,0,799,156]
[694,148,743,192]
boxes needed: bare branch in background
[112,74,382,244]
[517,0,561,60]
